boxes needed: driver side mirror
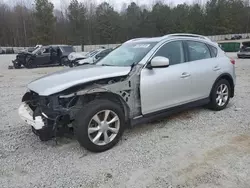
[37,51,42,55]
[147,56,170,69]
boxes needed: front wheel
[73,99,125,152]
[13,60,21,68]
[61,57,69,66]
[25,59,36,69]
[208,79,231,111]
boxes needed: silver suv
[18,34,236,152]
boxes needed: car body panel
[27,65,131,96]
[140,62,193,114]
[187,58,221,100]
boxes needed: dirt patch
[168,111,193,121]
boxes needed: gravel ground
[0,54,250,188]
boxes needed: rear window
[208,45,218,57]
[61,46,75,53]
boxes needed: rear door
[34,47,51,65]
[184,40,221,100]
[140,40,193,114]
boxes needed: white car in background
[68,48,113,67]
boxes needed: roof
[43,45,73,48]
[124,33,213,44]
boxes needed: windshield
[96,42,157,67]
[32,46,42,54]
[86,50,101,58]
[61,46,75,53]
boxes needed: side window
[186,41,211,61]
[43,47,50,54]
[208,45,218,57]
[154,41,184,65]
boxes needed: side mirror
[148,56,169,69]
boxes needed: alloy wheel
[88,110,120,146]
[216,84,229,106]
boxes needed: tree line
[0,0,249,47]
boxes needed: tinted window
[187,41,211,61]
[43,47,50,53]
[61,46,75,53]
[208,45,218,57]
[154,41,184,65]
[96,49,111,58]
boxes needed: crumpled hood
[68,52,88,61]
[28,65,131,96]
[17,52,32,56]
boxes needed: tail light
[230,59,235,65]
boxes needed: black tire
[13,61,21,69]
[25,59,36,69]
[61,57,69,66]
[208,79,231,111]
[73,99,125,152]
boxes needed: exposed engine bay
[19,65,142,141]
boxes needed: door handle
[213,66,221,71]
[181,72,191,78]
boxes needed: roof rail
[163,33,212,41]
[125,37,150,43]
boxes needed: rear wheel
[73,99,125,152]
[208,79,231,111]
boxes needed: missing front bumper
[18,102,45,130]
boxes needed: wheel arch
[79,92,131,123]
[210,73,235,98]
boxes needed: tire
[73,99,125,152]
[61,57,69,66]
[208,79,231,111]
[25,59,36,69]
[13,61,21,69]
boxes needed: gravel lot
[0,54,250,188]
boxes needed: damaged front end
[19,90,78,141]
[18,64,142,141]
[12,53,27,69]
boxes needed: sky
[51,0,202,11]
[2,0,206,10]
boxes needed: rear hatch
[240,42,250,52]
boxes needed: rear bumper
[18,102,45,130]
[237,53,250,58]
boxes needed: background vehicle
[68,48,113,67]
[0,47,5,54]
[231,35,242,40]
[237,41,250,58]
[5,47,14,54]
[18,34,235,152]
[12,45,75,68]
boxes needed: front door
[35,47,51,65]
[140,40,193,115]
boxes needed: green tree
[68,0,87,45]
[95,2,121,44]
[34,0,55,44]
